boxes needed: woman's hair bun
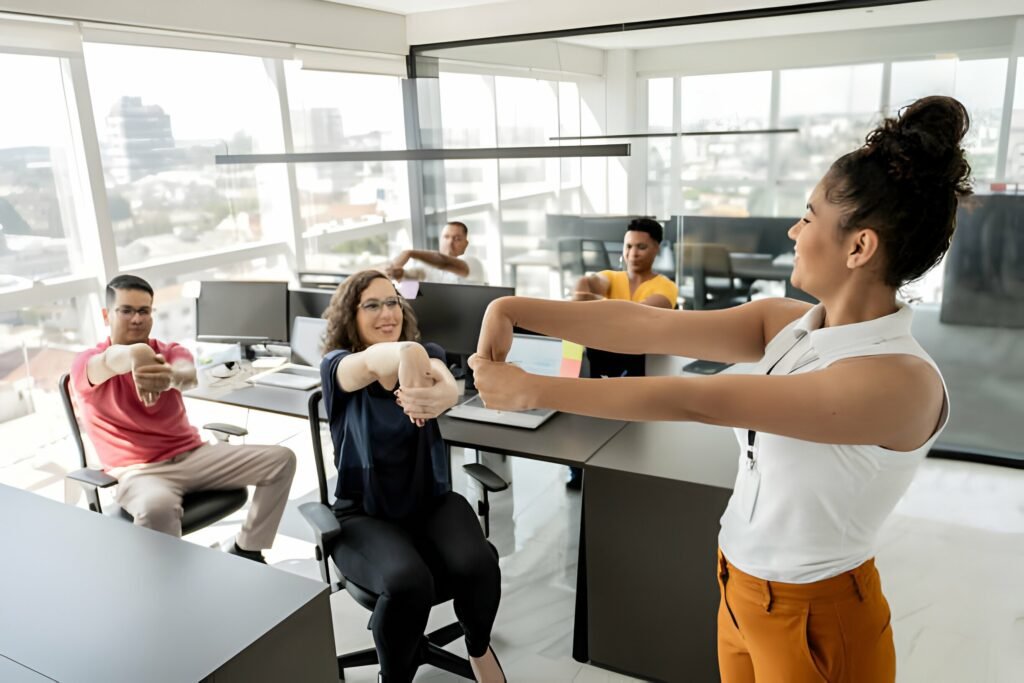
[864,95,972,197]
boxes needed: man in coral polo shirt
[70,275,296,562]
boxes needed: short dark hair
[105,274,154,308]
[322,270,421,353]
[446,221,468,236]
[625,217,663,244]
[825,95,971,287]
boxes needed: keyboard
[250,364,321,390]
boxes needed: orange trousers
[717,550,895,683]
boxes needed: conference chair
[300,390,507,680]
[59,373,249,533]
[679,243,751,310]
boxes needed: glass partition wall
[415,5,1024,465]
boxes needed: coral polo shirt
[70,338,203,469]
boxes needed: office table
[584,420,739,682]
[186,369,327,420]
[0,484,337,683]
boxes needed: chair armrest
[463,463,509,493]
[67,467,118,489]
[203,422,248,438]
[299,501,341,548]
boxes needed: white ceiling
[321,0,504,13]
[556,0,1024,50]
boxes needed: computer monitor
[290,316,329,366]
[288,288,334,329]
[407,282,515,357]
[680,216,796,256]
[940,194,1024,328]
[196,281,289,344]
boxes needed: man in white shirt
[386,221,486,284]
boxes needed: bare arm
[477,296,811,365]
[86,343,154,386]
[572,274,610,301]
[335,342,431,393]
[87,343,194,406]
[469,354,945,451]
[639,293,674,309]
[389,249,469,279]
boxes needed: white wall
[0,0,407,54]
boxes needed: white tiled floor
[4,396,1024,682]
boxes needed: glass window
[0,53,90,288]
[0,294,97,498]
[84,43,291,268]
[284,64,411,271]
[890,58,1007,182]
[679,71,772,184]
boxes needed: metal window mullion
[0,276,97,312]
[490,75,505,285]
[403,77,429,251]
[66,52,116,341]
[995,19,1024,183]
[270,58,306,275]
[880,61,892,117]
[128,242,289,283]
[766,69,782,216]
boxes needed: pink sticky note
[560,358,582,379]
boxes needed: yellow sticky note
[562,340,584,361]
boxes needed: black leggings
[332,492,501,682]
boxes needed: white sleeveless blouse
[718,302,949,583]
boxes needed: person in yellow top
[572,217,677,308]
[566,217,678,489]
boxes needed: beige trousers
[110,442,296,550]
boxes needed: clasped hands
[394,369,459,427]
[131,346,173,407]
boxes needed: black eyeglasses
[113,306,154,319]
[358,297,402,314]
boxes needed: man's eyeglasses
[358,297,402,314]
[113,306,154,319]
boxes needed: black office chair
[558,237,613,296]
[679,243,751,310]
[59,373,249,533]
[299,390,506,681]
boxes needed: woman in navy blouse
[320,270,504,683]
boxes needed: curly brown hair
[322,270,421,353]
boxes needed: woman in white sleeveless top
[450,96,970,683]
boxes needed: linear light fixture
[550,128,798,141]
[215,144,630,165]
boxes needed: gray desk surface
[587,420,740,488]
[438,412,627,466]
[0,484,331,683]
[187,379,325,420]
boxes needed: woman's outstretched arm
[476,296,810,365]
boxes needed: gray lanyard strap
[745,336,812,470]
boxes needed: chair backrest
[306,390,332,507]
[557,237,613,281]
[58,373,89,470]
[679,243,739,308]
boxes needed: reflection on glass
[84,43,289,267]
[285,64,412,271]
[0,53,87,286]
